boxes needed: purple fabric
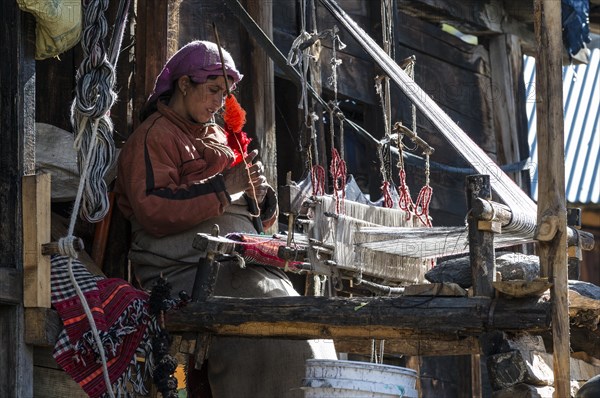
[147,40,243,104]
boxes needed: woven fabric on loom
[226,233,303,272]
[310,195,429,284]
[51,256,157,398]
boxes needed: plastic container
[302,359,418,397]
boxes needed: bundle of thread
[223,93,251,166]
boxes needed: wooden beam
[22,174,51,308]
[166,295,552,338]
[246,0,278,218]
[533,1,570,397]
[132,0,169,131]
[335,336,480,357]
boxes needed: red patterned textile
[226,233,304,272]
[51,256,155,398]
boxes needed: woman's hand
[222,150,264,195]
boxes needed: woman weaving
[114,40,336,397]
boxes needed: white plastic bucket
[302,359,418,398]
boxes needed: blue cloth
[561,0,591,56]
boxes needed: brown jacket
[115,102,275,237]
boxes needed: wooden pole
[246,0,277,204]
[466,174,497,398]
[533,1,570,396]
[132,0,169,131]
[467,175,496,298]
[166,295,552,337]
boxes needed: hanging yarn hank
[311,164,326,196]
[414,152,433,227]
[71,0,117,224]
[330,148,347,214]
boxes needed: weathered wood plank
[33,366,87,398]
[533,0,571,396]
[404,282,467,297]
[25,308,62,347]
[22,174,51,308]
[33,347,60,370]
[335,336,480,357]
[396,0,536,54]
[0,268,23,305]
[489,34,529,188]
[493,278,552,298]
[396,10,490,75]
[166,295,551,338]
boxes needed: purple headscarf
[147,40,243,105]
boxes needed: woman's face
[183,76,229,123]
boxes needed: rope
[286,0,329,175]
[375,77,392,185]
[396,136,415,220]
[60,1,129,396]
[61,120,114,398]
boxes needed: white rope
[61,120,115,398]
[375,77,392,185]
[286,0,318,166]
[60,0,125,396]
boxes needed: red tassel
[223,94,251,166]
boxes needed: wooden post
[0,2,35,396]
[22,174,51,308]
[246,0,277,203]
[133,0,170,131]
[466,174,496,398]
[466,174,496,298]
[533,1,570,396]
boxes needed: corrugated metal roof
[524,49,600,205]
